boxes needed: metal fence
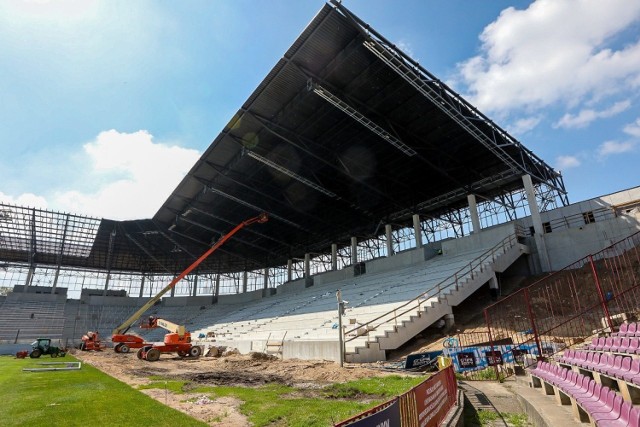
[483,231,640,379]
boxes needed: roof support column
[331,243,338,271]
[139,273,146,298]
[242,271,248,293]
[385,224,394,256]
[351,237,358,265]
[287,259,293,282]
[304,253,311,279]
[192,274,198,297]
[263,267,269,290]
[214,273,220,300]
[467,194,481,234]
[523,174,551,272]
[413,214,423,248]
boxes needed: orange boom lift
[110,213,268,353]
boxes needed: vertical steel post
[590,255,614,331]
[524,288,543,363]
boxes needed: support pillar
[287,259,293,282]
[214,274,220,299]
[331,244,338,271]
[304,253,311,278]
[385,224,394,256]
[139,274,145,298]
[444,313,455,330]
[413,214,423,248]
[351,237,358,265]
[467,194,481,234]
[523,174,551,271]
[263,267,269,290]
[489,273,499,301]
[103,272,111,296]
[242,271,248,293]
[192,274,198,297]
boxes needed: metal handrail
[344,232,522,344]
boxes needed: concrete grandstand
[1,0,639,370]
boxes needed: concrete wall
[517,187,640,271]
[161,295,213,307]
[217,289,264,305]
[442,223,518,255]
[82,295,151,306]
[541,216,640,270]
[282,340,340,362]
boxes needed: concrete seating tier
[0,296,66,342]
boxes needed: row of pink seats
[613,322,640,338]
[587,336,640,354]
[531,362,640,426]
[559,349,640,386]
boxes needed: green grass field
[0,355,207,427]
[0,355,425,426]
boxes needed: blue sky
[1,0,639,220]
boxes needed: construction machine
[79,331,106,351]
[110,213,268,353]
[136,317,200,361]
[29,338,66,358]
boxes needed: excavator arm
[111,212,268,336]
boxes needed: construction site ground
[73,349,409,426]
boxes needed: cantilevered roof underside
[0,2,566,275]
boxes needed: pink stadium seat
[611,337,623,352]
[629,406,640,427]
[628,337,640,354]
[604,337,615,351]
[616,322,629,337]
[618,337,631,352]
[629,322,638,337]
[577,383,603,405]
[598,401,632,427]
[573,379,597,401]
[586,351,601,370]
[596,337,607,351]
[622,358,640,383]
[617,356,632,380]
[581,387,613,413]
[588,336,599,350]
[577,351,589,367]
[605,355,624,377]
[596,354,613,375]
[592,394,624,423]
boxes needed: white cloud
[457,0,640,115]
[508,116,542,135]
[555,155,581,170]
[555,100,631,129]
[597,140,636,157]
[396,40,416,61]
[50,130,201,220]
[0,192,48,209]
[624,117,640,137]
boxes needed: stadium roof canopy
[0,1,566,275]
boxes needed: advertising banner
[413,368,453,427]
[334,399,400,427]
[405,351,443,370]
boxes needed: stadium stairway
[346,234,529,362]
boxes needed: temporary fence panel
[484,231,640,378]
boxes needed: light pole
[337,289,345,367]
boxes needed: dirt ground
[72,349,403,426]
